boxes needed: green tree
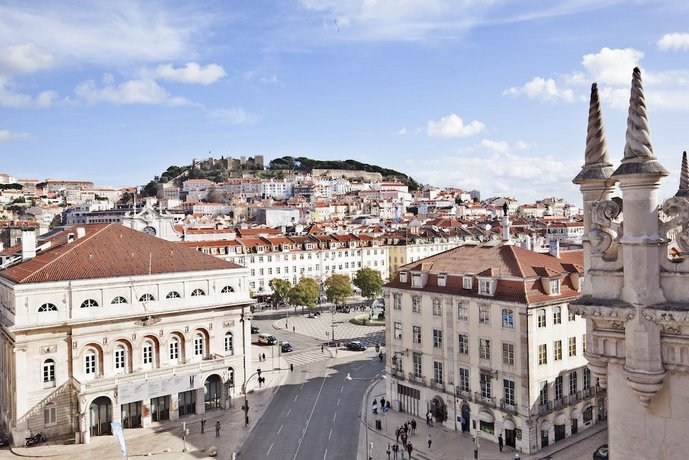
[142,180,160,198]
[269,278,292,307]
[324,274,353,306]
[288,277,319,313]
[353,267,383,300]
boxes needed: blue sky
[1,0,689,204]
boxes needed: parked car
[346,340,367,351]
[593,444,609,460]
[281,342,294,352]
[257,332,277,345]
[250,325,260,334]
[0,432,9,447]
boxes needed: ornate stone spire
[612,67,669,178]
[676,151,689,198]
[573,82,614,184]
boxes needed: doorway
[121,401,142,428]
[505,429,516,448]
[460,404,470,432]
[151,396,170,422]
[430,396,447,423]
[571,418,578,435]
[205,375,222,410]
[555,424,566,442]
[89,396,112,437]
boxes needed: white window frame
[550,279,560,295]
[194,334,204,357]
[142,341,154,368]
[43,359,56,388]
[84,349,97,378]
[502,342,515,366]
[114,344,127,374]
[44,403,57,426]
[413,325,422,344]
[169,337,180,364]
[478,279,492,295]
[394,322,402,340]
[457,302,468,321]
[432,298,442,316]
[479,338,491,360]
[432,329,443,349]
[225,332,234,355]
[463,276,472,289]
[458,334,469,354]
[479,304,490,324]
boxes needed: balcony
[569,391,581,403]
[554,397,567,410]
[500,399,518,414]
[474,392,496,408]
[430,379,445,390]
[391,369,405,380]
[538,400,554,416]
[456,387,471,400]
[408,373,426,386]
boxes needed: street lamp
[345,372,387,460]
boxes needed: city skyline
[1,0,688,203]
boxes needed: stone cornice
[569,297,635,320]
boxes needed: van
[257,332,277,345]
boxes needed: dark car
[346,340,367,351]
[250,325,260,334]
[593,444,608,460]
[281,342,294,352]
[0,432,9,447]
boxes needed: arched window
[81,299,99,308]
[114,344,127,374]
[142,340,154,368]
[169,336,180,364]
[224,332,234,355]
[38,303,58,312]
[84,349,97,378]
[221,285,234,293]
[191,289,206,297]
[139,294,155,302]
[166,291,181,299]
[111,296,128,304]
[43,359,55,388]
[194,333,204,357]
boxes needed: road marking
[328,428,332,440]
[337,397,340,406]
[332,412,337,422]
[292,368,331,460]
[267,443,273,455]
[277,424,283,435]
[322,449,328,460]
[286,408,291,417]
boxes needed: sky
[1,0,689,204]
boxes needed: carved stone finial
[613,67,669,178]
[574,83,614,184]
[676,151,689,198]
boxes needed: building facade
[570,69,689,459]
[0,224,252,446]
[384,243,603,455]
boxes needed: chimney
[21,228,37,262]
[549,239,560,258]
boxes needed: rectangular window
[459,367,470,392]
[537,309,546,328]
[568,309,576,321]
[480,371,492,399]
[413,326,422,344]
[438,274,446,287]
[550,279,560,295]
[479,338,491,360]
[44,405,57,426]
[43,361,55,384]
[433,361,444,385]
[569,371,578,396]
[555,375,563,400]
[502,342,515,366]
[479,280,492,295]
[479,304,490,324]
[394,322,402,339]
[169,341,179,361]
[394,294,401,310]
[458,334,469,355]
[582,334,587,353]
[463,276,472,289]
[553,306,562,324]
[539,381,548,406]
[503,379,516,406]
[457,302,468,321]
[502,308,514,328]
[413,354,422,378]
[554,340,562,361]
[412,297,421,313]
[433,329,443,349]
[432,298,442,316]
[538,344,547,365]
[583,367,591,390]
[569,337,577,357]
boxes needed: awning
[554,413,567,425]
[570,407,581,418]
[478,409,495,423]
[503,417,516,430]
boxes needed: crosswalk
[282,347,330,366]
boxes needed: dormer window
[438,274,447,287]
[463,277,472,289]
[400,272,408,283]
[257,246,265,253]
[479,279,493,296]
[411,273,422,288]
[550,279,560,295]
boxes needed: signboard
[118,372,202,404]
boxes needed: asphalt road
[237,355,384,459]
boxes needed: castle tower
[571,68,689,459]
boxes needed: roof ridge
[506,245,527,278]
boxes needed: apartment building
[384,243,603,455]
[0,224,252,446]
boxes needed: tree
[269,278,291,307]
[288,277,319,313]
[142,180,160,198]
[324,274,353,306]
[353,267,383,300]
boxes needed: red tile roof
[0,224,241,284]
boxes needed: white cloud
[74,78,189,106]
[581,47,643,85]
[393,128,407,136]
[0,76,57,108]
[426,114,485,139]
[207,108,258,125]
[142,62,226,85]
[658,32,689,51]
[0,129,30,142]
[503,77,575,103]
[0,43,55,74]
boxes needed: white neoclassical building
[384,242,604,455]
[0,224,252,446]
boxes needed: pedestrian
[396,426,401,443]
[290,363,294,372]
[379,351,383,361]
[498,434,504,452]
[292,325,295,332]
[427,434,432,449]
[372,398,378,414]
[401,433,407,447]
[215,420,220,437]
[426,410,433,427]
[411,419,416,434]
[201,417,205,433]
[407,441,413,459]
[321,345,324,353]
[392,443,399,459]
[262,353,266,362]
[387,443,391,459]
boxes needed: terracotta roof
[0,224,241,284]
